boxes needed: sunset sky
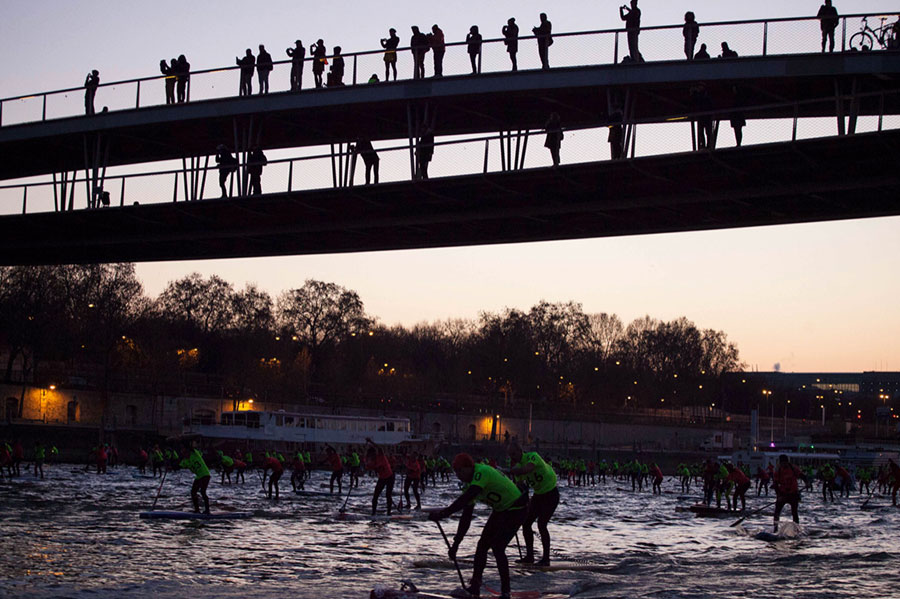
[1,1,898,373]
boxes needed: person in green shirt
[179,443,211,514]
[217,450,235,484]
[33,441,46,479]
[430,453,527,599]
[349,450,361,489]
[507,442,558,566]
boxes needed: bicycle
[849,15,899,51]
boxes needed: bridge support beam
[231,115,263,197]
[82,133,110,209]
[498,130,529,171]
[51,170,79,212]
[408,101,436,180]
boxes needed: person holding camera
[310,39,327,88]
[286,40,306,91]
[84,70,100,115]
[502,18,519,71]
[619,0,643,62]
[532,13,552,70]
[381,28,400,81]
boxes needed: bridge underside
[1,130,898,265]
[2,52,900,181]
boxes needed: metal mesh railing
[1,12,898,127]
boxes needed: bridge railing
[0,12,898,127]
[2,87,898,216]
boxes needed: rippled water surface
[1,465,897,598]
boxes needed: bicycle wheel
[849,31,875,51]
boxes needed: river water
[0,465,897,598]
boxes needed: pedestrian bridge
[0,13,898,264]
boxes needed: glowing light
[48,385,56,390]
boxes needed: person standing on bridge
[352,137,379,185]
[411,26,429,80]
[311,40,327,88]
[533,13,552,70]
[236,49,255,96]
[466,26,483,74]
[84,69,100,115]
[817,1,839,53]
[416,127,435,179]
[215,145,238,198]
[381,28,400,81]
[160,59,177,104]
[175,54,190,103]
[247,146,268,195]
[257,45,273,94]
[544,112,563,167]
[620,0,642,62]
[429,24,446,77]
[719,42,738,59]
[286,40,306,91]
[503,18,519,71]
[683,11,700,60]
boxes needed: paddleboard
[335,511,419,522]
[685,504,741,518]
[412,558,606,573]
[293,489,364,497]
[139,510,253,520]
[371,588,563,599]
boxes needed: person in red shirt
[650,463,664,495]
[365,438,394,516]
[403,452,422,510]
[835,464,853,498]
[96,445,108,474]
[324,444,344,494]
[12,440,24,476]
[756,465,771,496]
[138,447,149,474]
[889,459,900,506]
[772,454,803,532]
[725,463,751,511]
[263,454,283,499]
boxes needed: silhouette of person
[416,127,435,179]
[353,138,380,184]
[503,18,519,71]
[690,84,713,149]
[683,12,700,60]
[329,46,345,86]
[236,49,255,96]
[719,42,738,59]
[215,145,238,197]
[286,40,306,91]
[381,28,400,81]
[533,13,552,70]
[817,1,839,53]
[429,24,446,77]
[84,69,100,115]
[411,26,429,80]
[544,112,563,166]
[694,43,710,60]
[608,113,625,160]
[160,59,177,104]
[620,1,642,62]
[257,45,273,94]
[730,86,746,147]
[310,40,327,88]
[175,54,190,102]
[247,146,268,195]
[466,26,483,74]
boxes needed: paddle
[436,519,467,590]
[338,479,354,514]
[860,487,876,509]
[730,500,775,527]
[514,531,523,559]
[151,467,169,511]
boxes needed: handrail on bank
[0,12,897,127]
[3,87,897,216]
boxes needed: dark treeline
[0,265,743,418]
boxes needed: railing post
[0,100,3,126]
[353,55,358,85]
[136,80,141,109]
[841,17,847,52]
[614,31,619,65]
[483,139,489,173]
[762,21,768,56]
[22,185,27,214]
[42,94,47,121]
[120,178,125,206]
[288,159,294,192]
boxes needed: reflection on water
[0,465,897,598]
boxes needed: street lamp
[762,390,773,443]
